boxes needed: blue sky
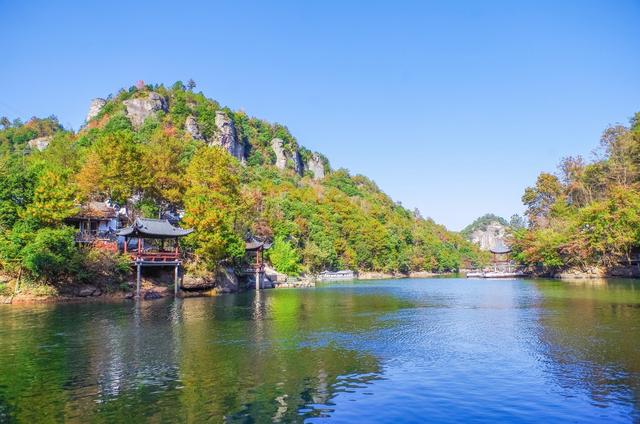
[1,0,639,230]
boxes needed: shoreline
[3,271,639,305]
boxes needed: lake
[0,278,639,423]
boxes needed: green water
[0,278,639,422]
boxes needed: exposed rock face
[271,138,305,176]
[271,138,288,170]
[123,92,167,129]
[86,98,106,122]
[212,111,244,161]
[184,115,204,140]
[27,135,53,151]
[293,150,304,175]
[469,221,507,251]
[307,153,325,180]
[181,266,239,293]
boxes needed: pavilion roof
[490,240,512,254]
[117,218,193,239]
[245,237,272,251]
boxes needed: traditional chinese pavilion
[244,237,272,290]
[490,240,512,272]
[116,218,193,297]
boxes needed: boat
[468,270,527,279]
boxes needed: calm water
[1,278,639,423]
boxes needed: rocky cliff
[469,221,507,251]
[27,135,53,151]
[86,98,106,122]
[123,92,168,129]
[270,138,306,176]
[461,214,509,251]
[82,87,331,177]
[307,153,325,180]
[212,111,244,162]
[184,115,204,140]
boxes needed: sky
[1,0,639,230]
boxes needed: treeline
[0,82,485,289]
[512,112,640,272]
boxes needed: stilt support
[174,264,179,297]
[136,261,141,298]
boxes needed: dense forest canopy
[512,112,640,272]
[0,81,485,287]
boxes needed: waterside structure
[117,218,193,298]
[467,240,525,278]
[243,237,272,290]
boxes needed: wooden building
[66,201,122,250]
[117,218,193,297]
[244,237,272,290]
[490,240,512,272]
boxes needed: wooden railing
[130,251,180,262]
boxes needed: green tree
[20,227,78,283]
[182,147,246,268]
[21,169,78,226]
[267,236,301,276]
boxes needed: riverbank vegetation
[0,81,484,292]
[512,112,640,274]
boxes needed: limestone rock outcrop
[271,138,305,176]
[469,221,507,251]
[86,98,106,122]
[307,153,325,180]
[123,92,167,129]
[27,135,53,151]
[211,111,244,162]
[271,138,288,170]
[184,115,204,140]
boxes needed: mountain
[0,81,485,284]
[461,214,509,251]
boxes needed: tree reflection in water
[0,288,402,422]
[533,279,640,419]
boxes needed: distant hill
[461,214,509,251]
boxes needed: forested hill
[512,111,640,274]
[0,81,484,283]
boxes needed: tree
[21,170,78,226]
[267,236,301,275]
[187,79,196,91]
[75,130,145,203]
[0,116,10,129]
[20,227,78,283]
[140,129,188,212]
[522,173,564,228]
[509,214,526,230]
[182,147,246,268]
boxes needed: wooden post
[255,247,260,291]
[174,264,179,297]
[124,237,128,254]
[136,261,141,298]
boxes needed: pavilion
[244,237,272,290]
[489,240,512,272]
[117,218,193,298]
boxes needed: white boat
[466,270,526,279]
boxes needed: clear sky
[1,0,639,230]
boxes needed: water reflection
[533,279,640,420]
[0,289,391,422]
[0,279,639,422]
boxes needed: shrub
[20,227,78,284]
[76,249,131,288]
